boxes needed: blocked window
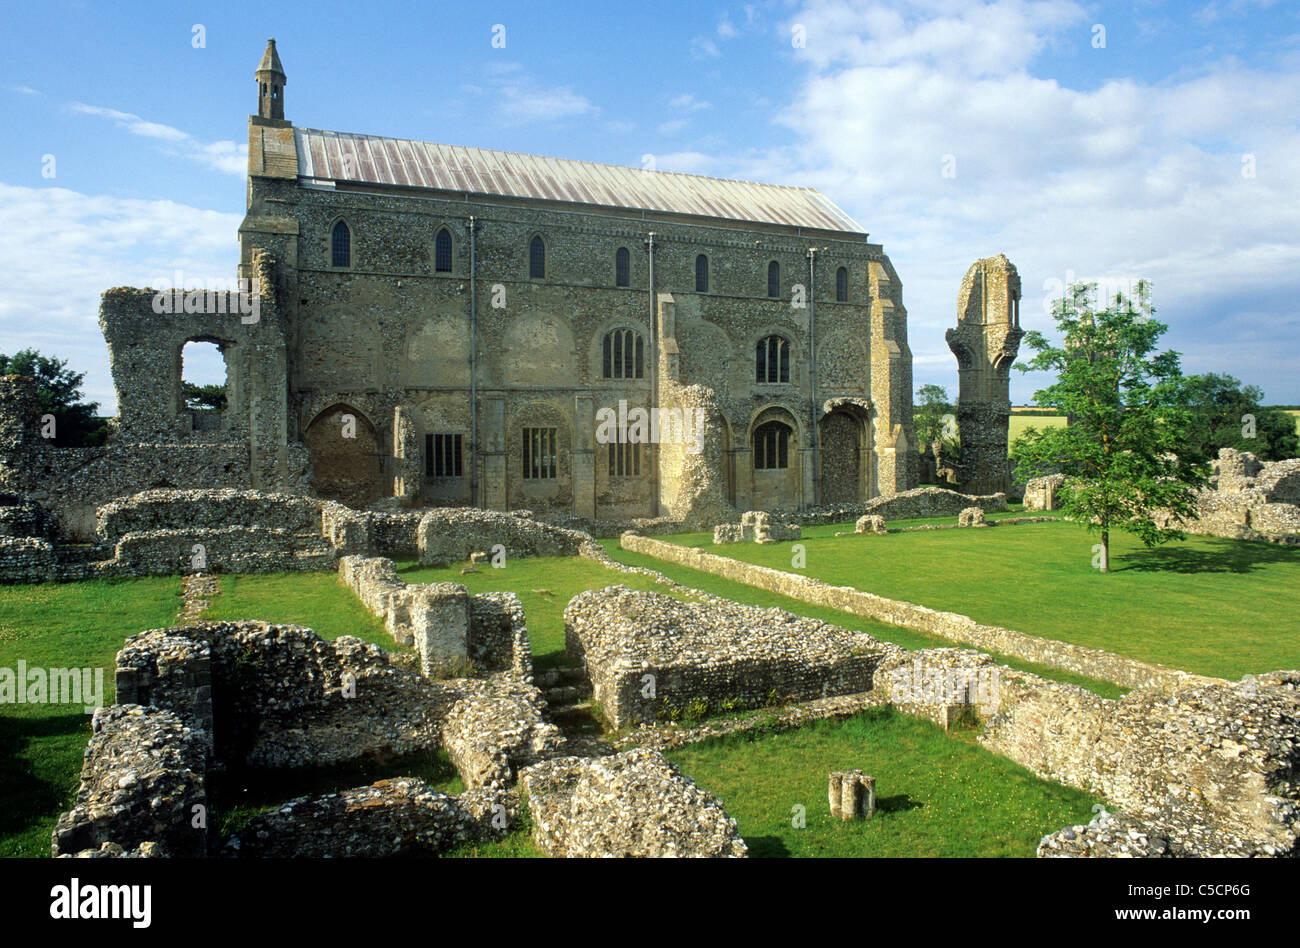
[753,421,791,470]
[608,440,641,477]
[522,427,557,479]
[602,328,644,379]
[616,247,630,287]
[767,260,780,298]
[756,335,790,383]
[426,433,462,477]
[695,254,709,293]
[331,221,351,268]
[529,235,545,279]
[836,266,848,302]
[435,228,453,272]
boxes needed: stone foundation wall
[621,532,1220,694]
[780,487,1008,526]
[417,507,588,566]
[564,585,902,729]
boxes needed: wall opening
[181,340,228,433]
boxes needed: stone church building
[12,40,921,532]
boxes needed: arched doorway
[819,409,864,504]
[304,404,384,508]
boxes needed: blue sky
[2,0,1298,412]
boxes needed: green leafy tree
[1010,282,1208,573]
[183,381,228,412]
[0,348,106,447]
[1181,373,1298,461]
[914,384,959,459]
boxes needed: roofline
[298,177,871,243]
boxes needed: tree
[1181,373,1298,461]
[1010,282,1208,572]
[0,348,106,447]
[914,384,958,456]
[183,381,228,412]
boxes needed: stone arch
[406,310,471,387]
[819,403,870,504]
[588,319,650,384]
[326,215,354,270]
[304,403,384,508]
[748,325,804,386]
[506,399,574,512]
[747,404,803,510]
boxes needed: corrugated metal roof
[293,127,866,234]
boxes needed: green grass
[1008,412,1068,444]
[602,539,1126,698]
[0,576,184,858]
[665,707,1098,857]
[396,555,681,667]
[655,519,1300,681]
[203,571,407,653]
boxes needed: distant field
[1284,409,1300,436]
[1008,408,1067,445]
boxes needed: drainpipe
[646,231,658,517]
[808,247,819,508]
[469,216,479,508]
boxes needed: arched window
[435,228,453,272]
[836,266,848,302]
[695,254,709,293]
[616,247,630,287]
[529,235,546,279]
[756,335,790,384]
[602,328,644,379]
[331,221,351,268]
[753,421,791,470]
[767,260,780,298]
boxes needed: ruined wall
[946,255,1023,496]
[564,585,902,729]
[1163,448,1300,540]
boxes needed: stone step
[543,684,592,706]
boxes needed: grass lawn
[602,539,1126,698]
[202,571,407,653]
[656,519,1300,681]
[0,576,183,858]
[666,707,1097,857]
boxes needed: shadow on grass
[1117,537,1298,575]
[0,712,88,839]
[877,793,923,815]
[744,835,792,858]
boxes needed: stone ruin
[712,509,802,544]
[52,613,754,859]
[1158,447,1300,540]
[1023,473,1065,512]
[957,506,986,527]
[855,514,888,534]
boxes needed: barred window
[767,260,780,298]
[754,421,791,470]
[522,427,557,479]
[695,254,709,293]
[435,228,453,272]
[602,328,644,379]
[608,440,641,477]
[756,335,790,383]
[836,266,848,302]
[529,235,545,279]
[331,221,351,268]
[426,433,463,477]
[616,247,630,287]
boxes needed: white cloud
[0,182,242,413]
[691,36,721,59]
[497,82,597,122]
[657,119,690,134]
[68,102,247,176]
[766,0,1300,401]
[669,93,712,112]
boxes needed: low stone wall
[109,525,335,576]
[439,677,563,790]
[520,749,747,857]
[564,585,902,729]
[51,704,209,858]
[321,501,424,557]
[978,665,1300,856]
[97,488,320,541]
[0,535,55,584]
[417,507,588,567]
[222,780,507,858]
[337,555,531,676]
[778,487,1009,526]
[621,533,1220,694]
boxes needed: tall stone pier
[945,255,1023,496]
